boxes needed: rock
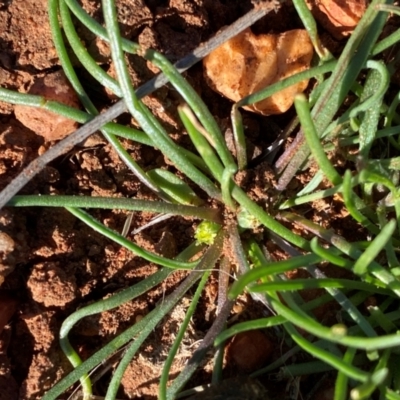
[14,71,80,141]
[307,0,367,39]
[203,28,313,115]
[227,329,273,372]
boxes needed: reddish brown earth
[0,0,376,399]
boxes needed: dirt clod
[19,351,67,400]
[2,0,58,70]
[27,262,77,307]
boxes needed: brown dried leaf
[203,28,313,116]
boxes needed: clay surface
[0,1,375,399]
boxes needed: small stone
[227,329,272,372]
[14,71,80,141]
[307,0,367,39]
[203,29,313,116]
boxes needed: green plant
[2,0,400,399]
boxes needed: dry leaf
[203,28,314,116]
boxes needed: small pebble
[306,0,366,39]
[203,29,313,115]
[14,71,80,141]
[227,329,272,372]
